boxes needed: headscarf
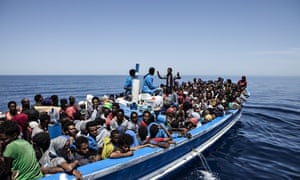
[48,135,69,158]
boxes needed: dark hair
[91,96,100,103]
[0,120,20,136]
[73,111,82,120]
[149,124,159,138]
[63,121,75,132]
[60,98,68,106]
[86,120,99,130]
[130,111,138,119]
[75,136,89,149]
[7,100,17,108]
[69,96,76,106]
[129,69,136,76]
[112,103,120,109]
[32,132,50,160]
[95,117,106,126]
[138,126,147,141]
[51,95,59,106]
[149,67,155,75]
[110,129,119,138]
[118,133,133,147]
[39,112,50,123]
[34,94,43,102]
[25,109,39,122]
[21,98,30,109]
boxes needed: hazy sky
[0,0,299,76]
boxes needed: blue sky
[0,0,299,76]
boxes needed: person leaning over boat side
[124,69,136,97]
[69,136,101,166]
[101,130,123,159]
[39,135,82,179]
[0,120,43,180]
[142,67,163,96]
[157,67,181,95]
[146,123,175,149]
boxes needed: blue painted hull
[41,109,242,180]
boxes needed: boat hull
[41,109,242,180]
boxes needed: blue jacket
[124,76,133,95]
[142,74,158,94]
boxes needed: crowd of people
[0,67,248,179]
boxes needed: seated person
[69,136,100,166]
[39,135,82,179]
[101,130,133,159]
[0,120,43,180]
[146,123,175,148]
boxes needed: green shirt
[3,139,43,180]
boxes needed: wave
[244,104,300,116]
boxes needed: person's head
[21,98,30,110]
[110,130,120,144]
[51,95,59,106]
[60,98,68,109]
[7,101,17,115]
[138,126,147,141]
[32,132,50,152]
[32,132,51,160]
[102,102,112,112]
[75,136,90,155]
[49,135,70,158]
[34,94,43,104]
[167,67,172,73]
[149,67,155,75]
[129,69,136,77]
[242,75,246,81]
[116,109,125,121]
[39,112,50,130]
[118,133,133,152]
[149,124,159,138]
[63,121,77,138]
[0,120,20,149]
[91,96,100,109]
[69,96,76,106]
[111,103,120,115]
[86,121,99,138]
[142,110,152,125]
[130,111,138,123]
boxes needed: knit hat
[103,102,112,110]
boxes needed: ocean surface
[0,75,300,180]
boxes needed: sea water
[0,75,299,179]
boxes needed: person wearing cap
[102,102,113,128]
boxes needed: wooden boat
[41,66,250,179]
[41,107,244,180]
